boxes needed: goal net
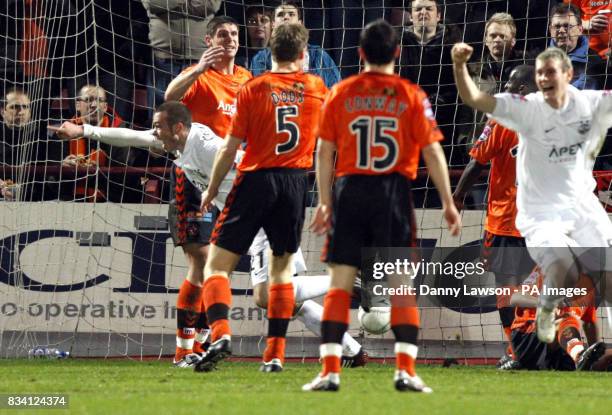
[1,0,610,361]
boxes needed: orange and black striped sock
[203,275,232,342]
[193,293,210,354]
[263,282,295,363]
[391,305,419,376]
[557,316,584,362]
[320,288,351,375]
[175,279,202,360]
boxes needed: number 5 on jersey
[350,116,399,171]
[276,106,300,154]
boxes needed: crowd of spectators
[0,0,610,203]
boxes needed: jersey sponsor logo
[217,100,237,116]
[548,142,584,161]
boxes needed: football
[358,306,391,335]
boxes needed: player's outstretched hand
[451,43,473,65]
[48,122,84,140]
[195,46,226,74]
[444,203,462,236]
[309,204,331,235]
[200,188,218,213]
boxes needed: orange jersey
[229,71,328,171]
[469,120,520,237]
[565,0,611,58]
[318,72,443,179]
[181,65,252,137]
[512,271,597,334]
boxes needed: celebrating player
[195,23,328,373]
[163,15,252,364]
[453,65,537,369]
[452,43,612,344]
[304,19,461,393]
[49,102,367,367]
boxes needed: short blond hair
[485,12,517,39]
[536,47,573,72]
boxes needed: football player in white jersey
[452,44,612,344]
[49,101,366,367]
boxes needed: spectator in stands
[0,89,60,201]
[250,0,341,87]
[456,13,527,150]
[242,5,273,67]
[549,3,605,90]
[398,0,461,152]
[61,85,132,201]
[470,13,525,95]
[142,0,222,113]
[564,0,611,60]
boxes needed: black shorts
[324,173,415,268]
[511,330,575,371]
[211,168,308,256]
[168,166,219,247]
[482,231,535,281]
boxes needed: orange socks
[263,283,295,363]
[203,275,232,342]
[391,305,419,376]
[175,279,202,360]
[320,288,351,375]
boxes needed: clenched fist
[451,43,474,65]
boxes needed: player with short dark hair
[195,23,328,373]
[164,14,252,364]
[452,43,612,345]
[165,15,252,137]
[303,19,461,393]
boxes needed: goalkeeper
[49,101,366,368]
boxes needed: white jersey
[490,87,612,215]
[84,122,237,210]
[172,123,237,210]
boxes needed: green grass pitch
[1,359,611,414]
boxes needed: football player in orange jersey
[164,16,252,366]
[509,267,605,371]
[194,23,328,373]
[453,65,537,369]
[165,16,252,137]
[304,19,460,393]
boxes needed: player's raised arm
[310,138,336,235]
[421,142,461,236]
[201,134,242,210]
[49,121,162,149]
[452,43,497,114]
